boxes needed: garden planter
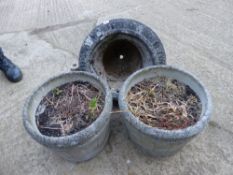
[79,18,166,99]
[23,72,112,162]
[118,65,212,156]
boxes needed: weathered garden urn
[79,18,166,99]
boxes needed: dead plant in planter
[126,77,202,130]
[36,81,105,137]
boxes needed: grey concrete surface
[0,0,232,175]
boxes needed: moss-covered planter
[118,65,212,156]
[79,18,166,99]
[23,72,112,162]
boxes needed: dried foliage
[36,81,104,137]
[126,77,202,130]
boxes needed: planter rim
[23,71,112,147]
[118,65,212,139]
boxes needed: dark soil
[36,81,105,137]
[126,77,202,130]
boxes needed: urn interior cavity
[103,39,142,79]
[92,34,145,91]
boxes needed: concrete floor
[0,0,233,174]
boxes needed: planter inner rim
[119,65,212,139]
[23,71,112,148]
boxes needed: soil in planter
[35,81,105,137]
[126,77,202,130]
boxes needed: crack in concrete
[30,18,96,35]
[30,17,97,56]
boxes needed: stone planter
[23,72,112,162]
[79,18,166,99]
[118,65,212,156]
